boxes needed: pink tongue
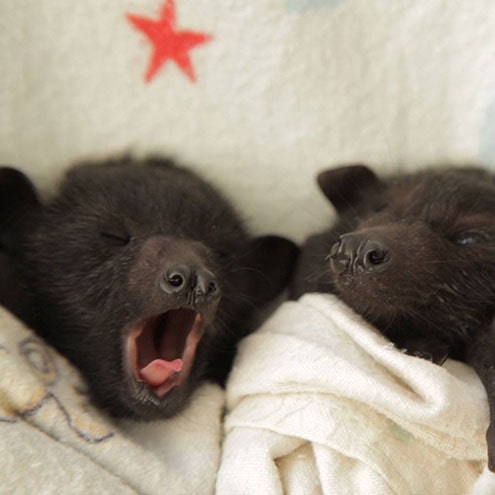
[139,359,183,387]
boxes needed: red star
[126,0,212,83]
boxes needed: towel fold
[217,294,488,495]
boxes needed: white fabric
[217,294,488,495]
[473,467,495,495]
[0,307,223,495]
[2,1,495,242]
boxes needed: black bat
[291,164,495,469]
[0,157,298,420]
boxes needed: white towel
[0,307,224,495]
[217,294,488,495]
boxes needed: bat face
[293,165,495,361]
[0,158,299,419]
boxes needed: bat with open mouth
[0,157,298,420]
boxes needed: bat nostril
[161,265,191,294]
[361,240,391,272]
[195,270,221,302]
[207,281,218,296]
[328,235,360,274]
[167,273,185,288]
[365,248,388,266]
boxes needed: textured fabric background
[1,1,495,241]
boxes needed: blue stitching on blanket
[0,337,113,441]
[287,0,345,12]
[0,417,17,423]
[20,392,115,444]
[19,336,58,386]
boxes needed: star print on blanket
[126,0,212,83]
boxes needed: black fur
[0,157,298,420]
[291,164,495,469]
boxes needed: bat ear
[317,164,379,214]
[200,235,299,385]
[0,167,41,325]
[0,167,41,246]
[242,235,300,306]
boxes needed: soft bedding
[0,308,223,495]
[1,295,490,494]
[217,294,488,495]
[2,0,495,493]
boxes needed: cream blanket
[0,307,224,495]
[217,294,489,495]
[1,294,492,494]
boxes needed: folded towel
[0,307,223,495]
[217,293,488,495]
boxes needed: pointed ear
[243,235,299,306]
[0,167,41,247]
[0,167,40,325]
[317,164,379,214]
[0,167,40,215]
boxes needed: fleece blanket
[217,294,488,495]
[0,307,223,495]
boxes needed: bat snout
[160,264,221,305]
[329,232,391,275]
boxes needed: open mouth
[126,309,204,398]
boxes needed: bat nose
[329,233,391,274]
[160,265,221,302]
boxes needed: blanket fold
[216,294,488,495]
[0,307,223,495]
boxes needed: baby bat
[0,157,298,420]
[291,164,495,471]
